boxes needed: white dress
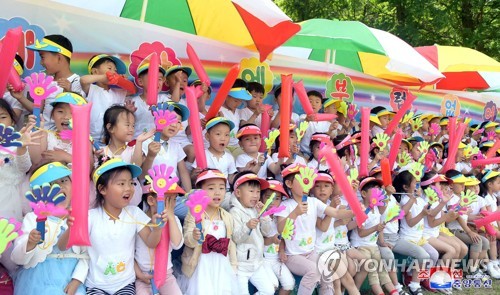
[0,147,31,221]
[186,220,239,295]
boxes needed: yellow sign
[239,57,274,96]
[440,94,461,117]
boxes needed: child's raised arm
[324,206,355,220]
[80,74,108,95]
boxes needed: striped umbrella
[415,45,500,91]
[275,19,444,86]
[120,0,300,61]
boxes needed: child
[260,180,295,294]
[271,124,307,182]
[299,91,331,155]
[181,169,239,295]
[370,106,393,137]
[80,54,132,146]
[307,133,331,171]
[275,163,355,295]
[192,117,237,185]
[59,158,166,294]
[220,84,253,154]
[351,177,398,295]
[239,82,267,127]
[235,124,279,178]
[230,171,278,294]
[11,162,86,294]
[28,92,89,169]
[444,170,490,276]
[141,101,192,191]
[322,98,343,139]
[126,63,168,137]
[313,171,359,295]
[270,85,299,129]
[26,35,83,130]
[134,179,184,294]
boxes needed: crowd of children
[1,33,500,295]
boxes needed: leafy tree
[275,0,500,60]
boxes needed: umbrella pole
[325,49,331,64]
[140,0,149,21]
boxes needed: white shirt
[141,138,186,178]
[315,200,336,253]
[371,125,385,137]
[169,96,193,148]
[220,106,241,147]
[484,193,497,212]
[87,84,127,145]
[235,152,272,178]
[300,121,331,154]
[192,149,237,187]
[238,107,262,128]
[469,196,486,215]
[423,201,443,239]
[86,206,150,293]
[271,153,307,181]
[43,73,83,131]
[135,215,183,272]
[399,195,426,242]
[455,162,472,174]
[271,110,300,126]
[447,194,467,230]
[307,158,330,171]
[126,93,170,138]
[350,208,381,247]
[275,197,327,255]
[334,198,350,245]
[382,195,401,235]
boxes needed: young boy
[270,85,299,129]
[235,124,280,178]
[220,80,253,154]
[239,82,266,127]
[192,117,237,186]
[141,101,192,192]
[25,35,83,130]
[351,177,398,295]
[230,172,278,295]
[370,106,393,137]
[126,62,168,137]
[80,54,131,146]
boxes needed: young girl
[260,180,295,295]
[444,169,490,277]
[59,158,166,294]
[391,170,438,295]
[11,162,87,295]
[313,171,359,295]
[28,92,89,169]
[134,179,184,294]
[275,163,355,295]
[181,169,238,295]
[307,133,331,171]
[98,105,154,206]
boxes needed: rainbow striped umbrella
[415,45,500,91]
[120,0,300,61]
[275,19,444,86]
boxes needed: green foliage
[275,0,500,61]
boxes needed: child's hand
[42,148,71,163]
[200,118,207,129]
[376,222,386,232]
[64,279,81,295]
[351,180,360,191]
[136,129,155,143]
[192,167,202,179]
[66,215,75,227]
[446,211,459,221]
[124,100,137,113]
[192,227,202,240]
[422,206,432,216]
[27,229,42,251]
[18,123,42,147]
[385,185,396,196]
[246,218,259,230]
[137,271,153,285]
[56,78,71,92]
[166,197,177,220]
[294,202,308,216]
[7,83,24,100]
[147,141,161,158]
[331,195,341,208]
[279,250,288,263]
[467,231,481,243]
[305,114,316,122]
[254,201,265,212]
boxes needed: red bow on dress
[202,234,230,256]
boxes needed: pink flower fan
[185,190,210,223]
[367,188,387,212]
[428,123,440,136]
[30,201,68,218]
[261,205,286,218]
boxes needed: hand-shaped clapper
[373,133,390,151]
[151,103,178,142]
[0,123,22,155]
[280,218,295,240]
[0,218,22,255]
[385,204,405,223]
[347,104,358,121]
[185,190,210,244]
[25,183,66,243]
[295,166,318,202]
[24,73,58,129]
[264,129,280,159]
[147,164,179,225]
